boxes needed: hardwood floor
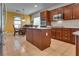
[3,33,76,56]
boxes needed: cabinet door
[57,7,64,14]
[40,11,49,20]
[26,29,33,43]
[52,9,58,15]
[40,11,50,25]
[50,9,58,21]
[51,29,56,39]
[64,5,73,20]
[70,29,76,44]
[55,28,62,40]
[73,4,79,19]
[41,29,51,50]
[76,36,79,56]
[33,29,42,49]
[62,29,71,43]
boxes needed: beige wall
[5,11,31,33]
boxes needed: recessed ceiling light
[34,5,38,7]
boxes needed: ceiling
[6,3,71,15]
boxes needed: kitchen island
[26,27,52,50]
[73,31,79,56]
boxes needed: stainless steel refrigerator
[0,3,2,56]
[0,3,6,56]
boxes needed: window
[33,17,41,26]
[14,16,21,28]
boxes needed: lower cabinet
[26,28,51,50]
[51,28,77,44]
[62,28,71,43]
[41,29,51,50]
[76,36,79,56]
[26,29,33,43]
[51,28,56,39]
[55,28,62,40]
[33,29,43,49]
[70,29,76,44]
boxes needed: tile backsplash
[51,20,79,28]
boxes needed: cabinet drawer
[63,36,71,41]
[63,33,70,36]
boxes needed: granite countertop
[73,31,79,36]
[27,26,52,29]
[52,26,79,28]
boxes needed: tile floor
[3,33,76,56]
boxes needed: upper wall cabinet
[50,7,64,21]
[50,9,58,21]
[50,9,58,16]
[40,11,50,25]
[57,7,64,14]
[73,4,79,19]
[41,3,79,25]
[63,4,73,20]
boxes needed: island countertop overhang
[73,31,79,36]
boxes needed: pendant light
[22,9,25,22]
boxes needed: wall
[5,11,31,33]
[51,20,79,28]
[0,5,1,30]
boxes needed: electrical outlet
[46,32,48,36]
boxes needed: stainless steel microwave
[53,14,63,21]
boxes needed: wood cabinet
[64,4,73,20]
[33,29,41,48]
[51,28,56,39]
[40,11,50,25]
[51,9,58,15]
[50,9,58,21]
[57,7,64,14]
[40,11,49,20]
[41,29,51,49]
[50,7,64,21]
[26,29,33,43]
[73,4,79,19]
[49,3,79,20]
[55,28,62,40]
[26,28,51,50]
[71,28,79,44]
[62,28,71,43]
[76,36,79,56]
[51,28,77,44]
[70,29,76,44]
[73,30,79,56]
